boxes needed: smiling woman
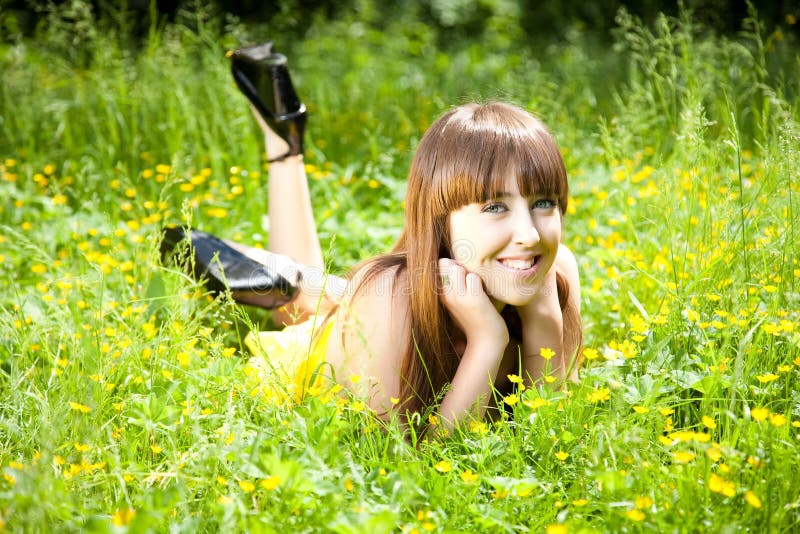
[322,102,582,425]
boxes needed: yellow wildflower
[706,446,723,462]
[111,508,135,527]
[625,509,646,521]
[769,413,787,427]
[460,469,479,483]
[587,387,610,403]
[708,473,736,497]
[756,373,779,384]
[744,491,762,508]
[673,451,696,463]
[582,347,599,360]
[523,397,551,410]
[433,460,452,473]
[750,407,770,422]
[469,421,488,435]
[69,401,92,413]
[238,480,255,493]
[260,476,280,490]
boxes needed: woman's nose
[513,209,539,247]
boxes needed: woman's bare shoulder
[555,244,581,310]
[556,244,580,284]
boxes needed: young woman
[198,42,582,430]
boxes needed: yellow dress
[244,318,335,405]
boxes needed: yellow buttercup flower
[433,460,452,473]
[744,491,762,508]
[755,373,779,384]
[460,469,479,483]
[587,387,610,403]
[708,473,736,497]
[69,401,92,413]
[673,451,696,463]
[625,509,645,521]
[582,347,599,360]
[260,476,280,490]
[769,413,787,427]
[111,508,135,527]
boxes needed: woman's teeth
[499,258,535,270]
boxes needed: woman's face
[447,175,562,307]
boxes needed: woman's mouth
[497,255,540,273]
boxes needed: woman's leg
[242,111,345,322]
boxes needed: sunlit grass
[1,2,799,531]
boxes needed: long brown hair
[348,102,581,418]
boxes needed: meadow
[1,2,799,532]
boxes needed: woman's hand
[438,258,509,349]
[515,268,561,323]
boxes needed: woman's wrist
[465,330,509,355]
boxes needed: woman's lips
[497,255,540,274]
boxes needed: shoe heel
[229,42,306,159]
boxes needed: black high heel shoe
[160,226,298,309]
[229,41,307,162]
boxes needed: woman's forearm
[437,338,507,429]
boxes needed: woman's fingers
[464,272,483,296]
[438,259,508,345]
[439,258,466,296]
[439,259,485,297]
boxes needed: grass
[1,1,799,532]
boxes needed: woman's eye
[482,202,507,213]
[532,198,557,210]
